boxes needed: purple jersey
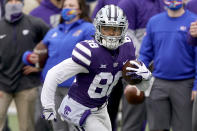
[68,37,135,108]
[186,0,197,14]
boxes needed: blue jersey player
[41,5,152,131]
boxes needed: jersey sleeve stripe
[72,50,91,66]
[76,43,91,57]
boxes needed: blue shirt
[42,19,95,87]
[139,10,197,90]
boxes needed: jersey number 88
[88,71,122,98]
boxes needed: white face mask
[5,2,23,22]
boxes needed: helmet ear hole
[98,26,101,33]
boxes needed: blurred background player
[26,0,95,130]
[138,0,197,131]
[41,5,152,131]
[118,0,165,57]
[30,0,64,27]
[0,0,49,131]
[117,0,165,131]
[23,0,40,14]
[186,0,197,14]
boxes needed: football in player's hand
[122,60,142,85]
[33,43,48,68]
[124,84,145,104]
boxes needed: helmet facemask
[94,5,128,50]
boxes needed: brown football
[33,43,48,68]
[122,60,142,85]
[124,84,145,104]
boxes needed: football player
[41,5,151,131]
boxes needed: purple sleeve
[29,8,37,16]
[71,41,92,70]
[118,0,137,30]
[29,6,51,26]
[30,7,42,18]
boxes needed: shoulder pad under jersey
[71,40,100,69]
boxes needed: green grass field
[8,115,19,131]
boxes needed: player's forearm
[41,66,60,108]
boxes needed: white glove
[42,107,57,121]
[126,60,152,80]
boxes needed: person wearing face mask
[138,0,197,131]
[0,0,49,131]
[4,0,24,22]
[30,0,64,27]
[26,0,95,130]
